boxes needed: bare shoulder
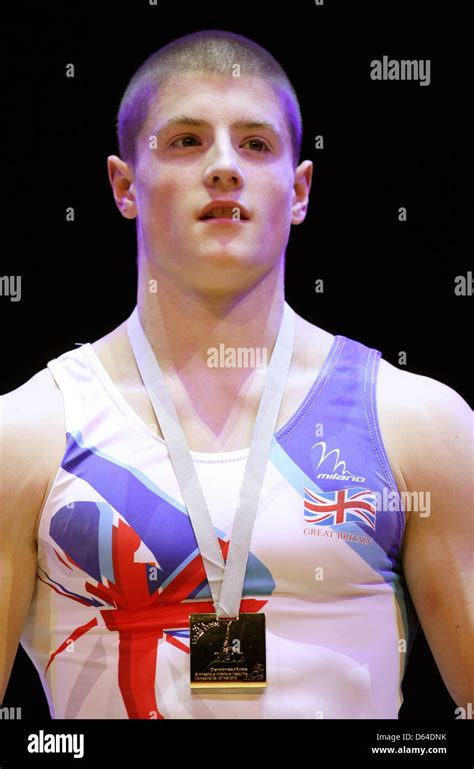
[376,355,471,423]
[376,356,472,495]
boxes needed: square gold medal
[189,612,267,689]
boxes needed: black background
[1,0,471,722]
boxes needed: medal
[190,613,266,688]
[127,301,295,690]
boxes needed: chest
[122,363,321,452]
[115,361,409,525]
[91,324,410,505]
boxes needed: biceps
[0,544,38,703]
[402,504,474,705]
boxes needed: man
[0,29,472,719]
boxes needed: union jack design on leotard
[303,487,377,530]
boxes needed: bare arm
[400,374,474,709]
[0,377,54,704]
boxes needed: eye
[170,135,201,148]
[243,138,270,153]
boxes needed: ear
[291,160,313,225]
[107,155,137,219]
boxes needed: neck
[136,260,286,375]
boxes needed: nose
[203,134,244,190]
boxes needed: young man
[0,30,472,719]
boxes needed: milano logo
[311,441,366,483]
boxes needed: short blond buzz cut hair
[116,28,303,169]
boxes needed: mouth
[199,217,248,224]
[198,204,250,222]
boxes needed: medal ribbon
[126,301,295,618]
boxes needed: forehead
[142,71,288,136]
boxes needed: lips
[198,200,250,220]
[202,206,239,220]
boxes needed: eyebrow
[153,115,283,139]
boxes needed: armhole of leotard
[364,348,406,550]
